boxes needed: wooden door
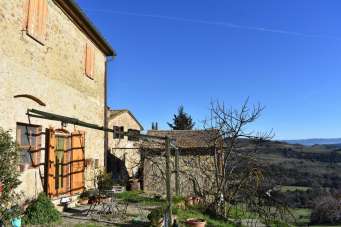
[71,131,85,195]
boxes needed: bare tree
[182,99,292,224]
[141,99,292,225]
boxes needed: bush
[79,189,97,200]
[0,128,21,223]
[310,196,341,225]
[96,171,114,191]
[24,193,61,225]
[147,208,164,221]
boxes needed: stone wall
[143,151,215,196]
[0,0,107,199]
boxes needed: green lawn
[116,191,341,227]
[173,207,235,227]
[117,191,234,226]
[116,190,165,205]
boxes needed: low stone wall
[143,150,215,196]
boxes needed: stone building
[0,0,114,200]
[107,109,144,184]
[142,130,221,196]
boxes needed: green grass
[173,207,234,227]
[117,192,235,226]
[115,191,165,205]
[73,223,105,227]
[290,208,311,226]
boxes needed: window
[113,126,124,139]
[85,43,95,79]
[128,129,140,141]
[16,123,42,167]
[23,0,48,44]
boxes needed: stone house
[107,109,144,184]
[0,0,114,200]
[142,130,222,196]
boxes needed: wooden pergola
[26,108,177,227]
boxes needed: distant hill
[282,138,341,146]
[249,140,341,190]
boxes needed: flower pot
[129,179,140,191]
[0,183,3,193]
[185,218,206,227]
[78,199,89,205]
[11,217,21,227]
[192,196,202,206]
[185,196,194,206]
[151,218,163,227]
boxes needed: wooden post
[165,137,172,227]
[175,148,180,197]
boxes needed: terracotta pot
[151,218,163,227]
[78,199,89,205]
[185,196,194,206]
[192,196,203,205]
[185,218,206,227]
[129,179,140,191]
[0,183,3,193]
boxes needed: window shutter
[39,0,48,41]
[71,131,85,195]
[27,0,38,38]
[22,0,30,30]
[46,128,56,197]
[26,0,48,43]
[85,43,95,79]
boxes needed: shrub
[147,208,164,221]
[79,189,97,200]
[24,193,61,225]
[310,196,341,224]
[96,171,114,191]
[0,128,22,223]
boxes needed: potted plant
[185,218,206,227]
[78,190,91,205]
[147,208,164,227]
[128,178,140,191]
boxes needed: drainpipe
[104,56,114,169]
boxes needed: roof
[53,0,115,56]
[146,130,223,149]
[108,109,144,130]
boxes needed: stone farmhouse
[0,0,115,200]
[107,109,144,185]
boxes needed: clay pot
[0,183,3,193]
[78,199,89,205]
[185,218,206,227]
[129,179,140,191]
[192,196,203,205]
[185,196,194,206]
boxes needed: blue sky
[76,0,341,139]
